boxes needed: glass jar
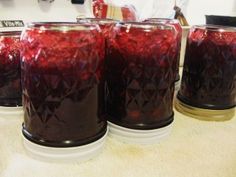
[176,25,236,120]
[0,31,22,107]
[21,22,107,149]
[144,18,182,85]
[105,22,177,135]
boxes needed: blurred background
[0,0,235,24]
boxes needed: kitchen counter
[0,85,236,177]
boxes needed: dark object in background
[71,0,85,4]
[174,5,189,26]
[206,15,236,27]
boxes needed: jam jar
[0,31,23,119]
[105,22,177,143]
[20,22,107,161]
[0,31,22,106]
[176,25,236,120]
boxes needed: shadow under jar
[21,22,107,148]
[0,31,22,107]
[144,18,182,85]
[105,22,177,138]
[176,25,236,120]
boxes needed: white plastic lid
[22,129,108,163]
[108,121,173,145]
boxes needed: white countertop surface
[1,107,236,177]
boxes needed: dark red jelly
[105,22,177,130]
[21,23,106,147]
[178,25,236,109]
[77,18,118,120]
[0,31,22,107]
[144,18,182,82]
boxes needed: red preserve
[177,25,236,110]
[0,31,22,107]
[105,22,177,130]
[144,18,182,83]
[77,18,118,118]
[21,23,107,147]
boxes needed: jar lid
[22,128,108,162]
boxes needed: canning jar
[0,31,22,106]
[21,22,107,161]
[105,22,177,143]
[176,25,236,120]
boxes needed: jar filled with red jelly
[144,18,182,85]
[21,22,107,156]
[0,31,22,107]
[105,22,177,143]
[176,25,236,120]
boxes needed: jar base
[0,106,23,119]
[108,121,172,144]
[175,98,235,121]
[22,128,108,163]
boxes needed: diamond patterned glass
[0,31,22,106]
[21,23,106,147]
[178,25,236,109]
[144,18,182,82]
[105,22,177,130]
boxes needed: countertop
[1,75,236,177]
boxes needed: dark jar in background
[176,25,236,120]
[21,22,107,148]
[0,31,22,107]
[105,22,177,131]
[144,18,182,85]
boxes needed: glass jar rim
[77,18,119,25]
[116,21,175,31]
[144,18,180,24]
[26,22,100,31]
[0,31,22,36]
[193,24,236,32]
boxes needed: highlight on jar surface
[104,22,178,144]
[175,25,236,121]
[143,18,182,89]
[0,31,23,119]
[20,22,107,162]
